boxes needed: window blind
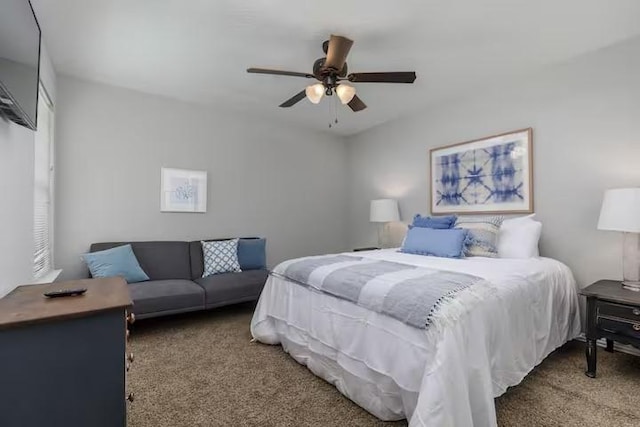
[33,85,54,279]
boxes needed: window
[33,85,55,279]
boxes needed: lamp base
[622,232,640,287]
[377,222,392,249]
[622,281,640,292]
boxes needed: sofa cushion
[91,241,191,280]
[189,238,261,280]
[237,238,267,270]
[201,239,242,277]
[195,270,268,308]
[82,244,150,283]
[128,280,205,316]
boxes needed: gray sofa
[89,238,268,320]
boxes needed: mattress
[251,249,581,427]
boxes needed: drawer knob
[633,309,640,316]
[127,312,136,324]
[127,353,135,363]
[633,324,640,331]
[126,392,135,403]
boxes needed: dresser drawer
[598,301,640,321]
[598,317,640,340]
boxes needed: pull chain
[329,95,339,128]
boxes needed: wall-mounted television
[0,0,41,131]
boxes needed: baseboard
[575,333,640,357]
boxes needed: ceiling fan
[247,35,416,112]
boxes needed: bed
[250,249,581,427]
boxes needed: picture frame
[430,128,533,215]
[160,168,207,213]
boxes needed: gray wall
[55,76,349,280]
[0,44,56,297]
[346,37,640,288]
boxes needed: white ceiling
[31,0,640,136]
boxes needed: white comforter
[250,249,581,427]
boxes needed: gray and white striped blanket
[273,255,484,329]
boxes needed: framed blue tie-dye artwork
[430,128,533,215]
[160,168,208,213]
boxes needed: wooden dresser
[0,278,133,427]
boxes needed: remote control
[43,288,87,298]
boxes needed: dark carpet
[127,304,640,427]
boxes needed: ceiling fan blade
[347,95,367,112]
[348,72,416,83]
[247,68,315,78]
[324,35,353,71]
[279,90,307,108]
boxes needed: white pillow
[498,215,542,259]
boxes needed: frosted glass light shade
[598,188,640,233]
[336,84,356,104]
[305,84,324,104]
[370,199,400,223]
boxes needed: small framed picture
[430,128,533,215]
[160,168,207,213]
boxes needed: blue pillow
[82,244,150,283]
[411,214,457,229]
[237,238,266,270]
[401,228,468,258]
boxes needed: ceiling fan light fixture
[305,83,324,104]
[336,84,356,105]
[247,35,416,112]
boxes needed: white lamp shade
[336,84,356,105]
[305,84,324,104]
[598,188,640,233]
[370,199,400,222]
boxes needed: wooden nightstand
[581,280,640,378]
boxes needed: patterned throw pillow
[201,239,242,277]
[454,216,504,257]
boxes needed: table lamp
[597,188,640,291]
[370,199,400,248]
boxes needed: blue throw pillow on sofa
[401,227,468,258]
[411,214,457,229]
[82,244,150,283]
[237,238,266,270]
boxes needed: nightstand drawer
[598,301,640,321]
[598,317,640,340]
